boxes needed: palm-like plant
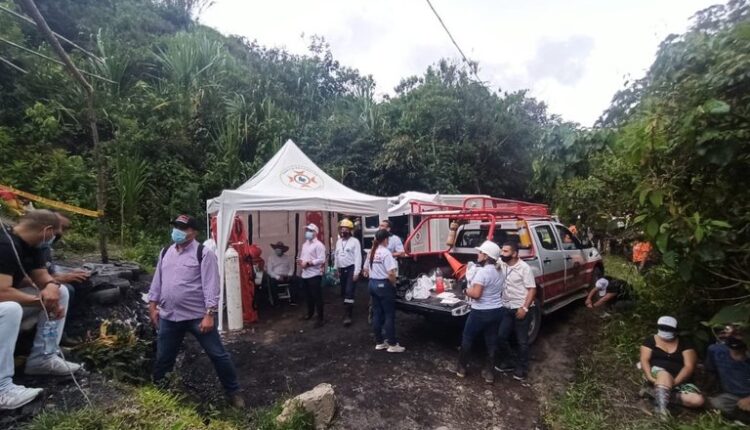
[113,157,149,245]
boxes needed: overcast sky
[201,0,721,126]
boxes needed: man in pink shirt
[148,215,243,408]
[298,223,327,328]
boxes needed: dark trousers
[369,279,396,344]
[497,307,532,372]
[302,276,324,320]
[461,308,503,357]
[339,265,356,303]
[153,318,240,394]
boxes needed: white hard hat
[305,223,319,233]
[595,278,609,290]
[475,240,501,261]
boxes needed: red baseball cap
[170,214,200,230]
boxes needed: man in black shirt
[0,210,81,409]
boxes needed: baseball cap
[305,223,319,233]
[657,316,678,331]
[170,214,200,230]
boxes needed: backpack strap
[196,243,204,265]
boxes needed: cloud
[526,35,595,86]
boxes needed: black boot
[343,303,353,327]
[482,354,495,384]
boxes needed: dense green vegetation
[533,0,750,331]
[2,0,750,428]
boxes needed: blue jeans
[369,279,396,344]
[497,307,531,372]
[461,308,503,357]
[154,318,240,394]
[339,265,356,304]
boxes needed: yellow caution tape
[0,184,102,218]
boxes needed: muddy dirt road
[178,283,596,430]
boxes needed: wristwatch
[206,308,217,316]
[521,306,529,312]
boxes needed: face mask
[37,228,55,249]
[274,249,283,256]
[726,336,747,351]
[305,231,314,241]
[657,330,675,341]
[171,228,188,244]
[500,255,513,263]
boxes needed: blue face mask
[171,228,188,244]
[304,231,314,241]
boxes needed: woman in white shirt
[363,229,405,353]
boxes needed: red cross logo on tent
[281,167,322,190]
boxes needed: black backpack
[160,243,205,265]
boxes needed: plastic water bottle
[42,319,59,355]
[435,268,444,294]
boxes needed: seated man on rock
[0,210,82,410]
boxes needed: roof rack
[409,196,549,218]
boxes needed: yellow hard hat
[339,219,354,229]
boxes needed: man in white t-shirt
[379,220,405,258]
[495,241,537,381]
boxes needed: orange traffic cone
[443,252,467,280]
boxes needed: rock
[89,286,122,305]
[276,383,336,429]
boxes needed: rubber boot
[454,348,469,378]
[482,354,495,384]
[654,384,671,419]
[343,303,353,327]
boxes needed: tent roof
[207,139,387,216]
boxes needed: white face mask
[274,249,283,256]
[657,330,675,340]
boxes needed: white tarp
[207,139,388,329]
[387,192,492,216]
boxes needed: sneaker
[512,369,527,381]
[25,355,82,376]
[454,363,467,378]
[0,384,43,410]
[494,363,515,373]
[342,317,352,327]
[387,343,405,353]
[375,342,389,350]
[228,392,245,409]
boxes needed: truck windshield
[456,228,529,249]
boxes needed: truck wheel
[527,298,543,345]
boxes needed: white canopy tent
[207,139,388,329]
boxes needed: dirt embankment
[177,284,598,430]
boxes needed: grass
[544,255,744,430]
[26,386,314,430]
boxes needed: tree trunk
[19,0,108,262]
